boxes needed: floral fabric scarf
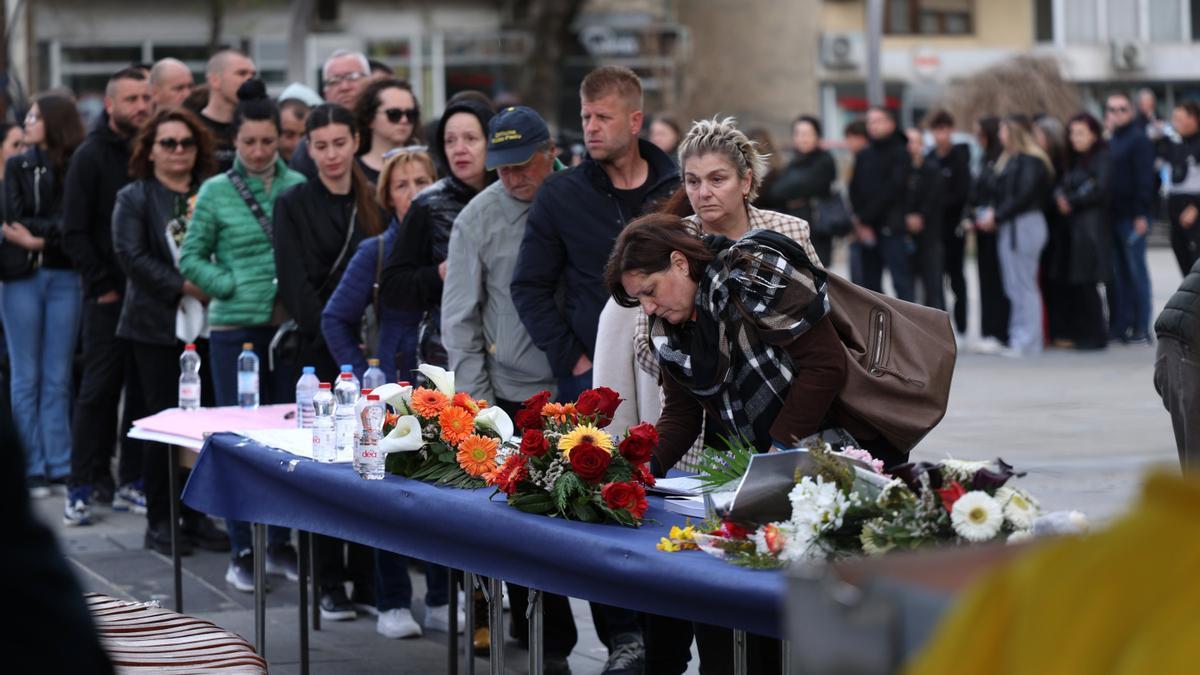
[649,229,829,449]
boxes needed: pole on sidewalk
[866,0,885,107]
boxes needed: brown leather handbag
[825,272,956,454]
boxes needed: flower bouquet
[658,440,1086,568]
[377,364,516,489]
[484,388,657,527]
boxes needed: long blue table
[182,432,785,640]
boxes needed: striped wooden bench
[86,593,267,673]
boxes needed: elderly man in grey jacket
[440,107,577,673]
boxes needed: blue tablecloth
[182,433,785,638]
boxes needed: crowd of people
[1,44,1196,675]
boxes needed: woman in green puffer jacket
[179,79,306,590]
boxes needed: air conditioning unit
[821,32,864,71]
[1110,40,1147,71]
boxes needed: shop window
[886,0,973,35]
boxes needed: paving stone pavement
[29,245,1185,673]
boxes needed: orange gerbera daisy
[439,405,476,445]
[540,402,578,424]
[456,434,498,477]
[452,391,480,414]
[411,387,450,417]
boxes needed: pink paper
[132,404,295,441]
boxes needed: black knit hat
[434,98,495,173]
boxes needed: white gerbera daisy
[996,487,1039,529]
[1006,530,1034,545]
[950,491,1003,542]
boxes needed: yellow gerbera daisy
[557,424,614,455]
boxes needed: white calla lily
[371,383,413,413]
[417,364,455,396]
[474,406,514,443]
[379,415,425,453]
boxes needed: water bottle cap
[367,395,380,401]
[340,364,353,372]
[319,383,332,389]
[302,366,316,374]
[242,343,254,350]
[184,343,196,350]
[339,373,353,379]
[367,358,380,366]
[361,388,373,395]
[398,380,411,387]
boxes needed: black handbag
[811,193,853,238]
[0,240,40,280]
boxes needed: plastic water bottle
[178,344,201,410]
[355,394,385,479]
[237,343,259,409]
[311,383,336,462]
[363,359,387,390]
[340,364,361,392]
[354,388,374,432]
[333,373,360,459]
[295,366,320,429]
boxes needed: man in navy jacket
[1106,92,1157,343]
[511,66,678,402]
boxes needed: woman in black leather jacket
[1055,113,1111,350]
[760,115,837,266]
[1,95,84,494]
[977,114,1054,356]
[112,107,220,552]
[380,98,495,367]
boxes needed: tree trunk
[288,0,316,84]
[509,0,583,134]
[208,0,225,53]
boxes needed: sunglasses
[157,137,197,152]
[383,144,429,160]
[1106,105,1129,114]
[383,107,419,124]
[325,71,368,87]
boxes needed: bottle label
[178,383,200,400]
[238,372,259,394]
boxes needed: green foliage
[808,441,855,493]
[693,435,756,491]
[552,472,586,513]
[510,492,555,514]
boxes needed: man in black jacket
[928,110,972,333]
[1105,92,1156,343]
[510,65,678,675]
[1154,258,1200,472]
[849,106,914,301]
[60,67,151,525]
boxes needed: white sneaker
[377,608,422,639]
[972,336,1003,355]
[423,603,465,634]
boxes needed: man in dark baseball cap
[485,106,552,171]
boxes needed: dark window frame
[885,0,975,36]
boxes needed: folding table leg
[298,531,310,675]
[732,629,747,675]
[310,538,320,631]
[526,588,543,675]
[167,444,182,613]
[781,639,790,674]
[464,572,476,675]
[254,522,267,655]
[448,569,459,675]
[487,577,504,675]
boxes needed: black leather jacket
[381,174,480,367]
[3,148,73,269]
[994,153,1051,224]
[111,179,190,346]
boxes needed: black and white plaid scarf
[650,229,829,449]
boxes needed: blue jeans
[1109,218,1152,339]
[210,326,293,556]
[374,550,449,611]
[858,232,914,302]
[556,370,592,403]
[1,268,82,480]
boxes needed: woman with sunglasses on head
[112,108,228,554]
[2,95,84,499]
[179,79,307,591]
[354,77,422,184]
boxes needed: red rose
[936,480,967,512]
[717,520,749,540]
[633,462,656,487]
[619,422,658,464]
[515,391,551,431]
[568,442,612,483]
[601,481,648,519]
[576,387,623,427]
[519,429,550,457]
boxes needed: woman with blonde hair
[977,114,1055,356]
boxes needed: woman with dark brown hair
[113,106,225,553]
[2,93,85,498]
[353,77,422,183]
